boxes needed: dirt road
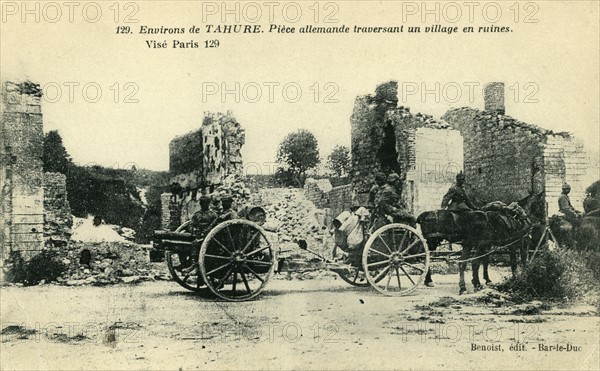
[1,269,598,370]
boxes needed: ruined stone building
[350,81,463,216]
[1,80,73,276]
[161,111,246,228]
[443,82,590,216]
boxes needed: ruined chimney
[484,82,505,114]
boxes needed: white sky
[1,1,598,174]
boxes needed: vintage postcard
[1,1,599,370]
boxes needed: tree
[276,129,320,186]
[327,145,351,177]
[43,130,71,174]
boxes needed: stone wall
[443,107,546,204]
[303,178,354,221]
[443,82,590,214]
[350,81,462,213]
[169,111,245,191]
[43,172,73,247]
[0,80,45,261]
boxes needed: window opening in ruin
[377,122,402,175]
[478,167,482,174]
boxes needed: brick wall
[0,80,45,261]
[443,107,546,205]
[303,179,353,220]
[43,172,72,247]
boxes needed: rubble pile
[55,241,167,286]
[258,188,332,258]
[55,217,167,285]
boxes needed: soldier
[211,195,238,226]
[182,195,218,274]
[441,172,477,211]
[376,173,416,225]
[558,183,582,226]
[368,172,387,209]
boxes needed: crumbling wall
[304,178,333,209]
[169,111,245,191]
[0,80,45,261]
[350,81,462,213]
[164,111,246,229]
[43,172,72,247]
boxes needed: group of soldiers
[181,194,238,274]
[368,170,477,222]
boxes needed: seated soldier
[441,172,477,211]
[559,183,583,226]
[182,196,217,274]
[376,173,416,226]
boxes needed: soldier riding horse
[417,192,541,294]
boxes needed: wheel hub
[232,251,246,264]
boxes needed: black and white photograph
[1,1,599,369]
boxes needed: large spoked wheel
[166,221,206,292]
[362,223,430,296]
[200,219,275,301]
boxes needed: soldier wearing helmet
[558,183,582,225]
[441,172,477,211]
[376,172,416,225]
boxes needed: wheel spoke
[384,269,393,291]
[400,239,419,255]
[216,266,235,290]
[402,252,426,260]
[367,259,391,268]
[243,264,265,283]
[232,270,238,292]
[246,244,271,258]
[369,248,391,258]
[182,273,191,283]
[399,265,416,285]
[376,235,393,254]
[398,230,408,252]
[206,262,232,276]
[395,268,402,289]
[240,231,260,254]
[401,261,425,272]
[246,260,272,267]
[205,254,231,260]
[226,226,236,249]
[353,270,360,283]
[211,236,233,255]
[241,272,251,294]
[372,266,390,282]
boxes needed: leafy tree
[327,145,351,177]
[276,129,320,186]
[43,130,71,174]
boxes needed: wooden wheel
[200,219,275,301]
[362,223,430,296]
[165,221,205,292]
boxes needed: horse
[417,192,543,294]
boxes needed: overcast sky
[2,1,598,175]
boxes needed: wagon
[151,206,432,301]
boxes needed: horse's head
[518,191,546,222]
